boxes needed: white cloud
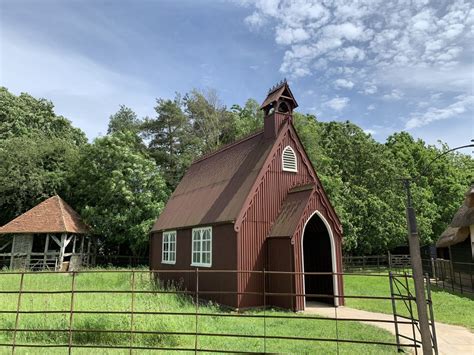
[1,30,156,139]
[383,89,404,101]
[367,104,376,111]
[405,94,474,129]
[276,26,310,45]
[240,0,473,108]
[244,12,266,28]
[364,128,376,135]
[334,79,354,89]
[323,97,350,111]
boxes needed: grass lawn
[0,268,400,354]
[344,271,474,331]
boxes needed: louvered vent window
[282,146,297,172]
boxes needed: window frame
[282,145,298,172]
[161,230,177,265]
[191,226,212,267]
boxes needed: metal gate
[389,271,438,354]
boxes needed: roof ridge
[192,129,264,165]
[56,195,68,232]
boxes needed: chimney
[260,79,298,139]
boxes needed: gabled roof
[261,81,298,109]
[0,195,89,234]
[152,131,274,231]
[269,185,313,237]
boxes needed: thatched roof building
[436,185,474,248]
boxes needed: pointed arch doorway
[301,211,338,307]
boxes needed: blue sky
[1,0,473,150]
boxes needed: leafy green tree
[141,94,196,189]
[107,105,141,134]
[231,98,263,138]
[0,87,86,145]
[68,132,168,256]
[0,135,80,225]
[184,89,236,153]
[385,132,473,246]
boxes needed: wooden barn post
[43,234,50,268]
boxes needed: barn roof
[0,195,89,234]
[436,185,474,248]
[152,131,274,231]
[269,185,313,237]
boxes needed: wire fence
[0,269,431,353]
[421,258,473,295]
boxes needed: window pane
[204,241,211,252]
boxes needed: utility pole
[402,178,432,355]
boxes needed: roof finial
[267,79,288,94]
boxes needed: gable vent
[282,146,297,172]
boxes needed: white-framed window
[282,146,297,172]
[191,227,212,267]
[162,231,177,264]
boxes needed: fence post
[431,258,436,279]
[263,268,266,354]
[388,251,392,270]
[388,272,401,353]
[11,272,25,354]
[68,271,76,355]
[130,270,136,354]
[425,273,438,355]
[194,268,199,354]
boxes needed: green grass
[344,272,474,331]
[0,268,399,354]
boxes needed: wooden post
[72,235,76,254]
[86,237,91,267]
[43,234,50,269]
[9,236,16,269]
[59,233,67,270]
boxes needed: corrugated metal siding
[237,126,317,308]
[236,120,343,310]
[149,223,239,308]
[292,190,344,310]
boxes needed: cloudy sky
[1,0,473,149]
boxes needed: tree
[184,89,236,153]
[0,87,86,145]
[107,105,141,134]
[68,132,169,256]
[231,98,263,138]
[141,94,196,189]
[0,135,80,225]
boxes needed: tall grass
[0,268,399,354]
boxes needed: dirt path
[305,302,473,355]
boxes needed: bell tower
[260,79,298,139]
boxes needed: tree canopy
[0,86,471,256]
[68,131,168,255]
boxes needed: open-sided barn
[149,82,344,311]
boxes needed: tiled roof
[152,131,274,231]
[0,195,89,234]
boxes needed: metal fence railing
[421,258,473,295]
[0,269,434,353]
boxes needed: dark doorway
[303,213,334,305]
